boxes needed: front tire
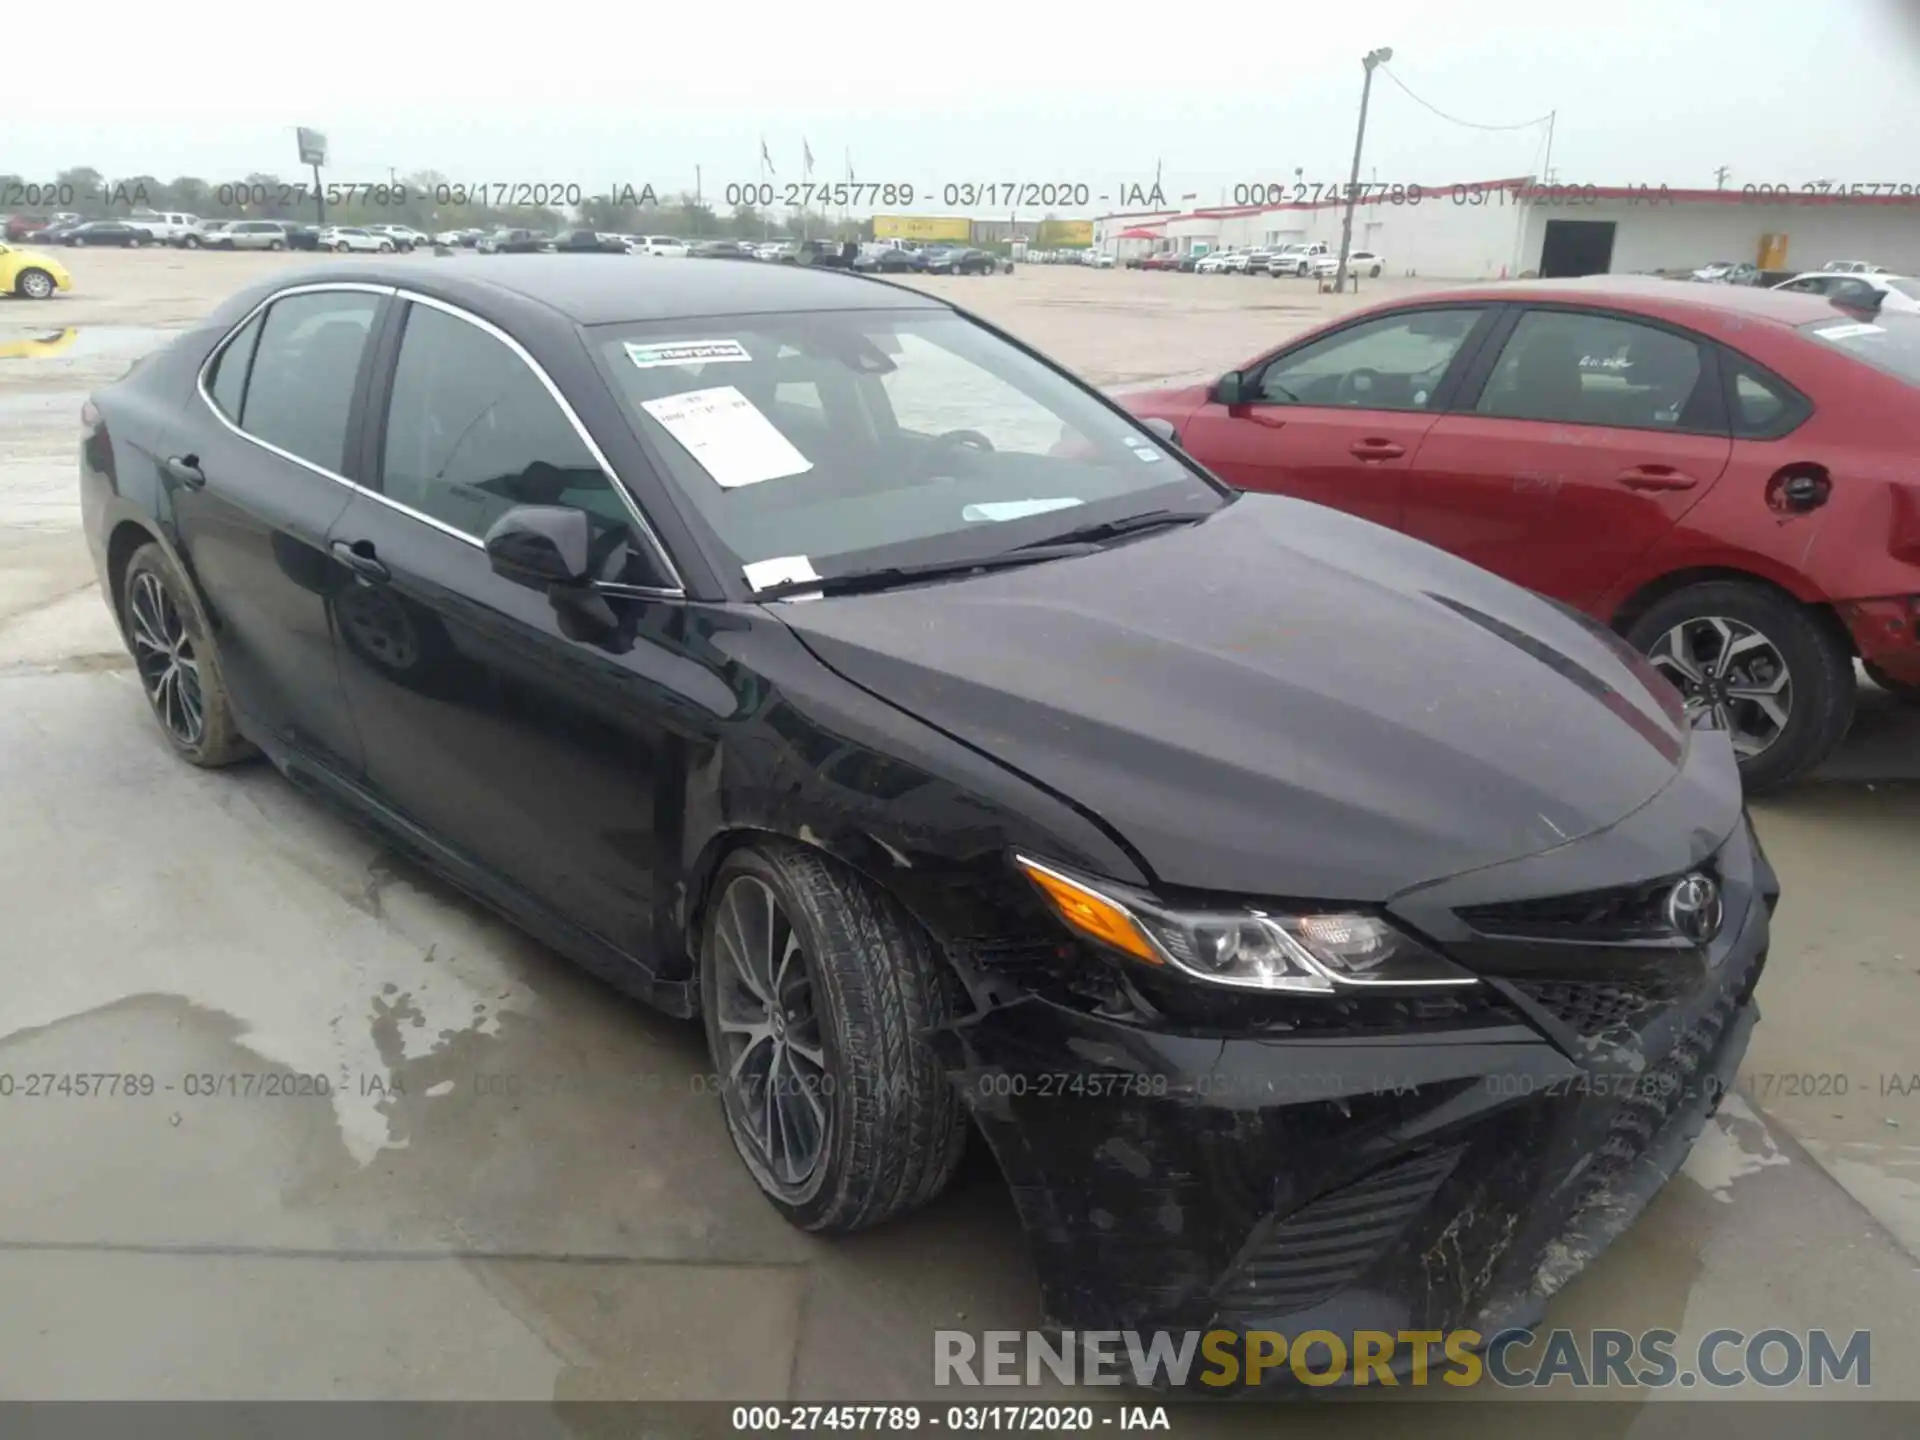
[16,267,55,299]
[701,842,967,1233]
[335,241,351,252]
[269,239,285,251]
[1625,581,1854,794]
[121,543,253,767]
[183,235,202,249]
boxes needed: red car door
[1404,306,1733,608]
[1173,305,1496,530]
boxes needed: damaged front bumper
[938,813,1774,1374]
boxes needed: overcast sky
[13,0,1920,214]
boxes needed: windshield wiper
[1009,508,1207,551]
[753,542,1101,599]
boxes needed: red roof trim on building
[1098,176,1920,229]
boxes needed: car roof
[1417,274,1843,328]
[264,254,950,323]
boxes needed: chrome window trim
[191,280,688,596]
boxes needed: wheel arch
[1608,565,1856,657]
[103,516,168,638]
[677,824,980,1014]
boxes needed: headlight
[1015,855,1476,994]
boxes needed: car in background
[551,229,629,254]
[1822,260,1888,275]
[63,221,155,248]
[283,224,324,252]
[630,235,690,257]
[1122,276,1920,790]
[688,238,761,260]
[1692,261,1761,285]
[177,220,231,249]
[434,228,486,247]
[78,255,1779,1365]
[219,220,294,252]
[1086,251,1115,269]
[1195,250,1239,274]
[921,246,999,275]
[366,224,428,252]
[853,245,925,274]
[1135,251,1178,271]
[1269,242,1330,276]
[7,213,78,242]
[0,241,71,298]
[1223,249,1272,275]
[1772,271,1920,313]
[477,228,546,254]
[1310,250,1387,279]
[318,226,396,254]
[126,210,201,245]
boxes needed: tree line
[3,167,875,242]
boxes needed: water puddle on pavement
[0,325,175,362]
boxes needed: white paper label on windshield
[1814,322,1885,340]
[961,498,1086,523]
[639,385,813,489]
[624,339,752,369]
[742,555,821,591]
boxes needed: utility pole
[1541,111,1556,185]
[1334,45,1393,294]
[1714,165,1732,189]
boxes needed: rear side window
[204,311,265,421]
[379,302,630,537]
[1722,356,1810,439]
[239,291,380,473]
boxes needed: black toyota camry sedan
[79,257,1775,1361]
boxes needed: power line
[1376,66,1553,133]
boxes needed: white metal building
[1095,178,1920,280]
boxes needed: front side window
[1254,308,1485,409]
[1475,309,1707,430]
[238,291,379,472]
[591,309,1223,581]
[381,303,631,537]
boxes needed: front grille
[1459,870,1698,943]
[1217,1145,1463,1318]
[1511,972,1695,1039]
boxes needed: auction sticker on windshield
[624,339,752,368]
[742,554,821,591]
[1813,322,1886,340]
[962,499,1085,523]
[638,385,813,488]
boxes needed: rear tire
[121,543,254,768]
[1624,581,1854,794]
[701,842,967,1234]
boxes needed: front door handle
[1615,465,1697,492]
[330,539,391,584]
[164,454,205,488]
[1349,439,1406,460]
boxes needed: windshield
[1887,278,1920,301]
[591,309,1225,587]
[1801,312,1920,384]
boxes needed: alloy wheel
[20,270,53,298]
[1646,615,1792,758]
[128,571,205,746]
[710,875,830,1194]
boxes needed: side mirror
[484,505,593,590]
[1213,371,1245,406]
[1139,416,1181,448]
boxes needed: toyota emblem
[1664,872,1724,945]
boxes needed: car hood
[772,495,1696,901]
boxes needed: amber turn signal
[1016,857,1164,966]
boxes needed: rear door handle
[330,539,391,584]
[164,454,205,488]
[1349,440,1406,460]
[1615,465,1697,491]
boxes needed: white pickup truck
[1267,241,1329,276]
[128,209,203,245]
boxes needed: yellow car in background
[0,243,73,299]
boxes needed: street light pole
[1334,45,1392,295]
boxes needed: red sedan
[1122,276,1920,792]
